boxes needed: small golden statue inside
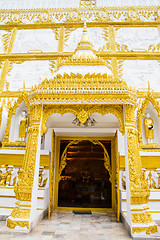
[144,113,154,143]
[0,165,12,186]
[19,110,29,141]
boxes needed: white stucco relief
[123,60,160,91]
[116,27,160,51]
[12,29,58,53]
[63,27,106,52]
[6,61,52,91]
[63,28,83,52]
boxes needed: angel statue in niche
[19,110,29,141]
[144,113,154,144]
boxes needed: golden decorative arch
[137,90,160,147]
[41,104,124,135]
[3,91,30,148]
[59,139,112,182]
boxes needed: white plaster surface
[116,27,160,51]
[0,0,159,10]
[0,30,7,54]
[123,60,160,91]
[64,27,107,52]
[12,29,58,53]
[6,61,53,91]
[63,28,83,52]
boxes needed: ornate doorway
[52,136,119,213]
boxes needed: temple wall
[1,26,160,91]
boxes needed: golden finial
[23,80,25,90]
[83,21,87,33]
[148,81,151,91]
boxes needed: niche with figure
[9,101,29,143]
[141,102,160,145]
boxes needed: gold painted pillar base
[7,202,31,232]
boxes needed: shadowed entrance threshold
[73,210,92,214]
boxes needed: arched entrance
[42,105,124,219]
[57,139,112,209]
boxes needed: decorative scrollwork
[41,104,124,135]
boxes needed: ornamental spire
[75,22,93,52]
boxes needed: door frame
[52,136,118,212]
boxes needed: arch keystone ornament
[77,109,89,124]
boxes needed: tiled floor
[0,211,132,240]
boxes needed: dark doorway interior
[58,140,112,208]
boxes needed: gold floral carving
[0,7,158,25]
[80,0,96,9]
[131,212,154,224]
[148,43,160,52]
[7,218,29,230]
[132,225,157,235]
[126,127,150,204]
[127,128,150,203]
[147,171,156,189]
[137,89,160,148]
[77,110,89,124]
[98,27,110,52]
[125,104,150,204]
[116,43,129,52]
[41,104,124,135]
[10,207,30,219]
[125,104,136,125]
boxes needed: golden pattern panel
[30,104,42,125]
[131,212,154,224]
[41,104,124,135]
[0,7,158,25]
[14,125,40,201]
[30,70,134,99]
[7,218,29,230]
[132,225,157,235]
[137,88,160,148]
[10,207,30,219]
[125,104,136,125]
[126,127,150,204]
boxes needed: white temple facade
[0,0,160,239]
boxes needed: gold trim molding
[41,104,124,135]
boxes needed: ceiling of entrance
[46,112,120,129]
